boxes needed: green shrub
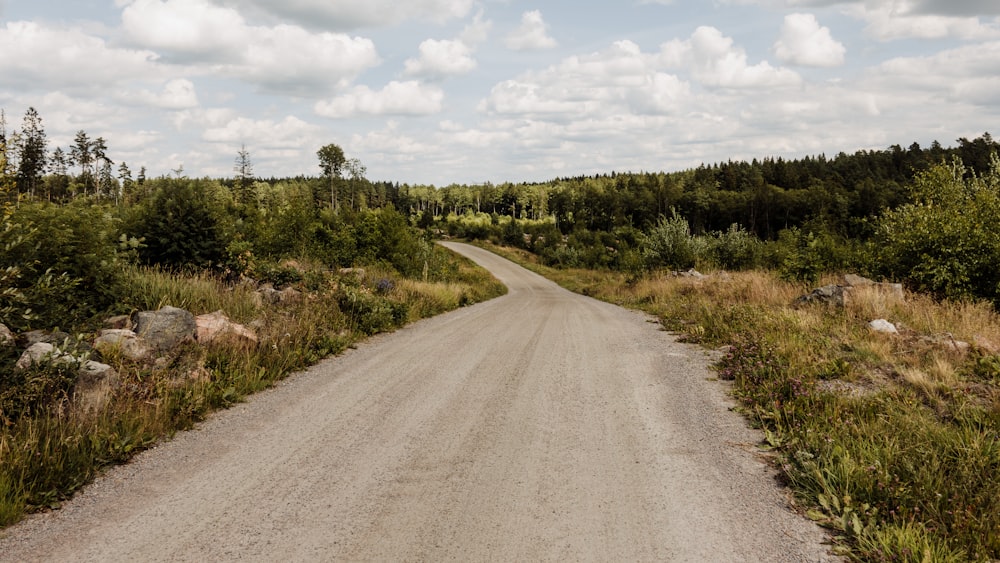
[0,201,127,330]
[873,157,1000,304]
[641,210,706,270]
[709,223,762,270]
[127,180,233,271]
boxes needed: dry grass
[481,241,1000,561]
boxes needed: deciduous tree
[317,143,345,211]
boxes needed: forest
[3,104,1000,328]
[3,106,1000,561]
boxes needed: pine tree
[233,144,254,205]
[71,130,93,195]
[0,110,14,214]
[16,107,47,197]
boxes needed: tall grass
[481,242,1000,562]
[0,248,505,528]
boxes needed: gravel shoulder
[0,242,837,562]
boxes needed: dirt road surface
[0,242,836,562]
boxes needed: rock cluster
[3,306,257,414]
[794,274,905,308]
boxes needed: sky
[1,1,999,186]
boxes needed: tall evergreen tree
[233,144,254,205]
[48,146,70,201]
[16,107,47,197]
[71,130,93,195]
[0,110,13,212]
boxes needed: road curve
[0,242,835,562]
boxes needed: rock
[15,342,75,370]
[133,306,197,353]
[257,286,303,305]
[279,287,302,305]
[0,323,13,347]
[677,268,706,279]
[843,274,874,287]
[841,274,905,303]
[21,329,71,347]
[103,315,132,330]
[94,329,153,362]
[196,310,258,347]
[869,319,898,335]
[973,335,999,355]
[339,267,366,279]
[795,285,847,307]
[75,361,119,412]
[921,334,971,354]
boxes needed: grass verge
[479,242,1000,562]
[0,246,505,528]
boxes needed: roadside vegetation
[0,112,505,527]
[2,105,998,559]
[466,153,1000,562]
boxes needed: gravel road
[0,242,836,562]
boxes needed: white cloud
[505,10,557,51]
[869,40,1000,106]
[459,10,492,46]
[122,79,199,109]
[238,25,379,93]
[850,3,1000,40]
[350,121,429,163]
[481,40,696,120]
[662,26,801,88]
[405,39,477,78]
[314,81,444,118]
[121,0,379,94]
[214,0,474,30]
[0,21,160,92]
[202,115,321,146]
[403,11,492,79]
[774,13,846,67]
[121,0,248,61]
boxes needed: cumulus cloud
[121,0,249,61]
[661,26,800,88]
[405,39,477,77]
[505,10,557,51]
[213,0,473,30]
[350,121,429,164]
[314,81,444,118]
[0,21,160,92]
[870,40,1000,105]
[123,78,200,109]
[121,0,379,94]
[740,0,1000,40]
[774,13,846,67]
[404,12,492,79]
[202,115,321,146]
[238,26,378,93]
[481,40,696,120]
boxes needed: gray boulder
[0,323,13,348]
[257,285,303,306]
[133,306,197,353]
[843,274,874,287]
[94,329,153,362]
[21,329,71,347]
[103,315,132,330]
[869,319,898,335]
[15,342,76,370]
[794,284,847,307]
[75,361,120,412]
